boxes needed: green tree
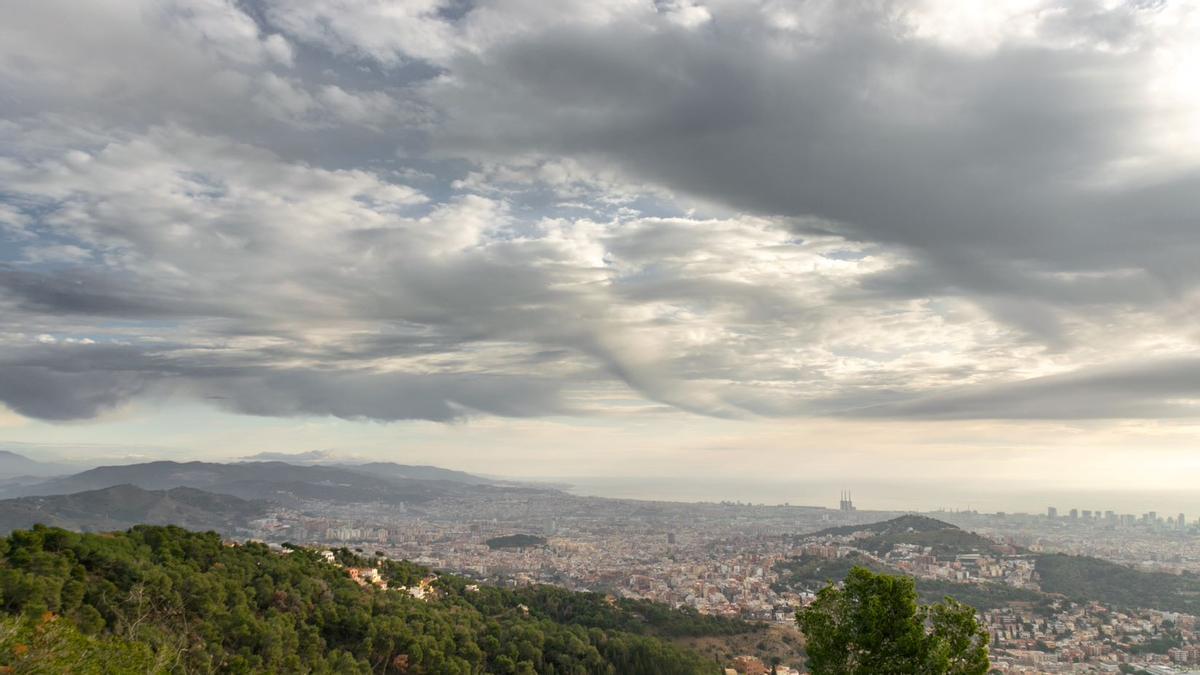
[924,597,990,674]
[0,613,164,674]
[796,567,989,675]
[0,525,734,674]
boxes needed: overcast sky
[2,0,1200,506]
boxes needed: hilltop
[237,451,505,486]
[0,484,265,534]
[486,533,547,549]
[775,516,1037,612]
[4,459,543,506]
[779,514,1200,618]
[337,461,502,486]
[809,514,999,556]
[810,514,956,538]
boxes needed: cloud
[238,449,330,461]
[260,0,459,64]
[0,342,567,422]
[0,123,811,420]
[0,0,428,162]
[1,0,1199,427]
[425,0,1200,337]
[844,357,1200,420]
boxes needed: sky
[2,0,1200,511]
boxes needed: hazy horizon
[559,477,1200,517]
[4,441,1197,517]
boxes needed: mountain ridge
[0,483,266,534]
[0,449,70,478]
[4,459,555,506]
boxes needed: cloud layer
[2,0,1200,424]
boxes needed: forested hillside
[1036,553,1200,615]
[774,550,1039,612]
[806,515,998,556]
[0,484,266,535]
[0,525,748,674]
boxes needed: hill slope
[779,516,1045,612]
[788,516,1200,616]
[772,550,1045,612]
[808,515,998,556]
[338,461,501,485]
[0,525,749,674]
[811,514,964,538]
[1036,553,1200,615]
[0,484,266,534]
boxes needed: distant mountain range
[238,449,333,463]
[0,449,70,478]
[0,456,528,535]
[335,461,504,485]
[0,484,266,534]
[1,459,545,506]
[237,450,512,486]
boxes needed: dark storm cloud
[209,368,566,421]
[0,344,165,420]
[0,342,566,422]
[0,265,232,318]
[0,365,153,421]
[843,357,1200,420]
[428,1,1196,333]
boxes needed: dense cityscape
[228,486,1200,675]
[941,509,1200,577]
[4,455,1196,673]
